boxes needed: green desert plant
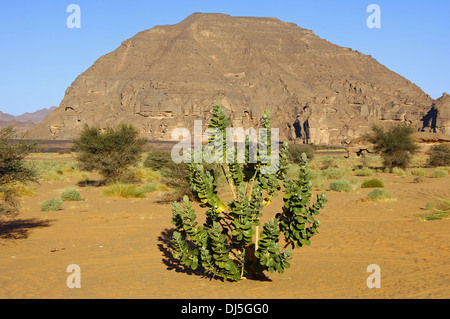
[144,150,173,171]
[144,149,198,201]
[72,124,147,183]
[140,183,158,193]
[40,198,63,211]
[102,183,147,198]
[60,189,84,201]
[367,189,393,202]
[366,124,419,169]
[288,144,315,162]
[409,169,426,177]
[427,144,450,167]
[0,126,38,219]
[420,197,450,221]
[392,167,407,177]
[318,157,337,170]
[431,169,448,178]
[361,178,384,188]
[354,167,373,176]
[170,103,326,281]
[329,179,353,192]
[321,167,344,180]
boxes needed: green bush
[143,149,196,201]
[354,167,373,176]
[392,167,407,177]
[367,189,392,202]
[144,150,173,171]
[288,144,315,162]
[329,179,353,192]
[309,170,326,190]
[427,144,450,167]
[361,178,384,188]
[141,183,158,193]
[431,169,448,178]
[102,183,146,198]
[366,124,418,169]
[72,124,147,183]
[40,198,63,211]
[1,126,38,219]
[60,189,84,201]
[409,169,426,177]
[420,197,450,221]
[322,167,344,180]
[318,157,337,170]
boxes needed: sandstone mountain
[28,13,447,145]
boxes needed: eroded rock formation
[29,13,443,145]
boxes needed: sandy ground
[1,168,449,299]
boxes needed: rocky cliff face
[29,13,440,145]
[433,93,450,135]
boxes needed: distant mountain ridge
[0,107,57,136]
[0,106,57,124]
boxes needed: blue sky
[1,0,449,115]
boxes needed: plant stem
[221,164,237,199]
[254,225,259,251]
[240,247,246,278]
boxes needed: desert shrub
[8,183,38,197]
[413,176,425,183]
[358,156,374,168]
[322,167,344,180]
[354,167,373,176]
[366,124,419,169]
[143,150,196,200]
[367,189,392,202]
[420,197,450,221]
[144,150,173,171]
[60,189,84,201]
[40,198,63,211]
[410,169,426,177]
[329,179,352,192]
[170,104,326,281]
[431,169,448,178]
[0,126,38,219]
[427,144,450,167]
[318,157,337,170]
[392,167,407,177]
[141,183,158,193]
[285,163,299,179]
[361,178,384,188]
[161,162,194,200]
[102,183,146,198]
[310,170,326,190]
[72,124,147,183]
[288,144,314,162]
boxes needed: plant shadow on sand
[158,228,272,282]
[0,218,53,241]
